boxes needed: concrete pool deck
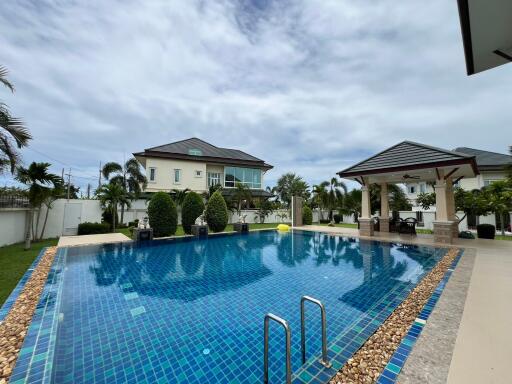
[299,225,512,384]
[57,233,131,247]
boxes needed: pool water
[49,230,444,383]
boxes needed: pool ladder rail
[263,296,331,384]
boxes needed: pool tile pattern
[11,231,448,384]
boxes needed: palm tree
[16,162,62,249]
[96,182,129,232]
[102,158,147,224]
[326,177,347,221]
[0,65,32,173]
[312,183,329,221]
[231,182,253,218]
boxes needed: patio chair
[389,217,402,233]
[399,217,417,235]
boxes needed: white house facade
[404,147,511,231]
[133,137,273,199]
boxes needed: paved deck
[57,233,131,247]
[299,225,512,384]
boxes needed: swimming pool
[12,230,446,384]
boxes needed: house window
[188,149,202,156]
[174,169,181,184]
[207,172,221,187]
[149,167,156,182]
[195,170,202,178]
[408,185,416,194]
[224,167,261,189]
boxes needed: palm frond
[0,66,14,93]
[0,106,31,147]
[102,162,122,180]
[0,134,20,173]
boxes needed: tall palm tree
[16,162,62,249]
[102,158,147,224]
[312,182,329,221]
[326,177,347,220]
[0,66,32,173]
[96,182,129,232]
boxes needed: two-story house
[133,138,273,201]
[405,147,511,231]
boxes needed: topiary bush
[205,190,228,232]
[302,206,313,225]
[78,222,110,235]
[147,192,178,237]
[476,224,495,239]
[333,214,341,224]
[182,192,205,234]
[458,231,475,239]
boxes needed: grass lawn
[116,222,286,239]
[317,223,358,229]
[496,235,512,241]
[0,238,58,306]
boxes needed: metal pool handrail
[300,296,332,368]
[263,313,292,384]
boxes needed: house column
[445,177,459,238]
[433,172,455,244]
[379,183,390,232]
[359,179,374,236]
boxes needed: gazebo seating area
[338,141,478,244]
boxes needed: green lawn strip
[0,238,58,306]
[317,223,358,229]
[495,235,512,241]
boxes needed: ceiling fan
[402,174,420,180]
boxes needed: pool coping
[9,229,455,384]
[0,247,47,323]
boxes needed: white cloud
[0,0,510,191]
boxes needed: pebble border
[0,247,57,383]
[329,247,461,384]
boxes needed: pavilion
[337,141,478,244]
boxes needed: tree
[181,192,205,234]
[254,199,274,223]
[0,66,32,174]
[275,173,310,208]
[230,182,252,218]
[102,158,147,224]
[38,182,66,241]
[63,182,80,199]
[147,192,178,237]
[96,182,129,232]
[312,183,329,221]
[325,177,347,220]
[302,205,313,225]
[340,189,362,222]
[205,190,228,232]
[15,162,62,249]
[482,180,512,235]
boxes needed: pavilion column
[379,183,390,232]
[433,172,456,244]
[445,177,459,238]
[359,179,374,236]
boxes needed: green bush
[333,214,341,224]
[182,192,205,234]
[128,219,139,227]
[101,209,119,230]
[477,224,495,239]
[78,222,110,235]
[205,191,228,232]
[458,231,475,239]
[147,192,178,237]
[302,206,313,225]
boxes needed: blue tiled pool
[12,230,447,384]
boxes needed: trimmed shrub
[182,192,205,234]
[78,222,110,235]
[458,231,475,239]
[476,224,495,239]
[302,206,313,225]
[333,214,341,224]
[101,209,119,230]
[147,192,178,237]
[205,191,228,232]
[128,219,139,227]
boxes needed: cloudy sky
[0,0,510,193]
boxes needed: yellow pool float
[277,224,290,231]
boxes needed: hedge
[302,206,313,225]
[333,214,341,224]
[147,192,178,237]
[205,191,228,232]
[182,192,205,234]
[476,224,495,239]
[102,209,119,230]
[78,222,110,235]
